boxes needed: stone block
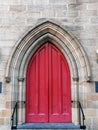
[83,25,98,32]
[27,5,44,12]
[0,41,14,47]
[0,102,5,109]
[19,0,34,4]
[92,101,98,108]
[10,5,26,12]
[0,32,18,40]
[91,17,98,24]
[93,118,98,124]
[0,62,6,70]
[0,118,4,125]
[55,10,66,18]
[4,118,10,124]
[93,125,98,130]
[74,17,90,24]
[42,10,55,18]
[0,5,9,12]
[90,94,98,100]
[86,109,97,117]
[73,30,96,39]
[0,0,19,5]
[26,18,40,26]
[87,3,98,10]
[0,125,10,130]
[5,101,11,109]
[0,18,2,24]
[27,12,41,19]
[1,110,11,117]
[86,101,93,108]
[49,0,76,4]
[3,17,25,26]
[66,11,78,17]
[68,25,84,32]
[79,10,97,17]
[49,0,67,4]
[0,11,12,19]
[33,0,49,5]
[64,0,76,4]
[1,47,12,57]
[77,0,98,3]
[68,3,87,10]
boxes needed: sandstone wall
[0,0,98,130]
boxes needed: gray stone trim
[18,33,78,80]
[5,21,91,82]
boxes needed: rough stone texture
[10,5,26,12]
[0,0,98,130]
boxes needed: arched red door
[26,42,72,123]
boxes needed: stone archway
[5,21,91,125]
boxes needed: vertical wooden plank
[38,44,48,115]
[49,44,61,114]
[49,43,72,122]
[26,44,49,122]
[61,55,72,121]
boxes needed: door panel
[26,44,49,122]
[26,43,72,123]
[49,44,71,122]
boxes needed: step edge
[17,123,80,129]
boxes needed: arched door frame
[5,20,91,125]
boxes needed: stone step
[16,129,80,130]
[14,123,82,129]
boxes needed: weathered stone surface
[66,11,79,17]
[68,3,87,10]
[87,3,98,10]
[79,10,97,16]
[86,109,97,117]
[0,5,9,12]
[5,101,11,109]
[10,5,26,12]
[74,17,90,23]
[1,110,11,117]
[77,0,98,3]
[0,118,4,125]
[0,0,19,5]
[91,17,98,23]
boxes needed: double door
[26,43,71,122]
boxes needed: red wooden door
[26,43,72,123]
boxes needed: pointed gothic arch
[5,21,91,125]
